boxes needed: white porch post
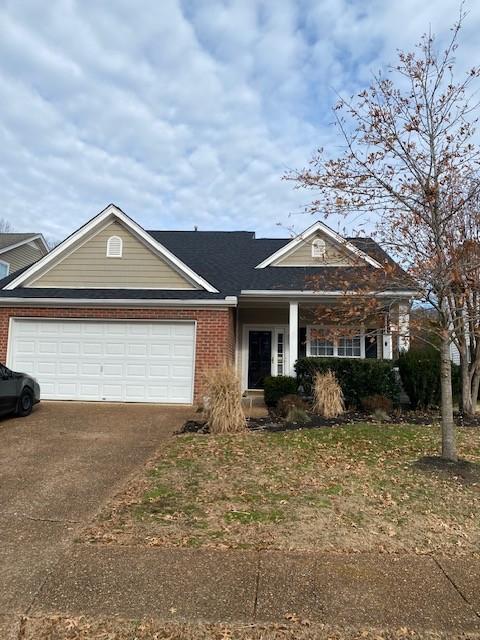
[397,301,410,353]
[288,301,298,376]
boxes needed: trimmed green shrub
[295,357,400,408]
[263,376,297,406]
[398,348,460,409]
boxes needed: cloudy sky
[0,0,479,242]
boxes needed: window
[309,328,334,356]
[337,336,361,357]
[307,326,363,358]
[0,261,10,278]
[277,332,284,375]
[106,236,123,258]
[311,238,326,259]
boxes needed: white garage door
[8,319,195,403]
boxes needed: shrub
[286,406,311,424]
[296,357,400,408]
[263,375,297,406]
[398,348,461,409]
[203,365,246,434]
[277,394,308,418]
[312,371,345,418]
[361,394,393,413]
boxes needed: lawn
[23,616,472,640]
[83,423,480,555]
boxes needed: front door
[248,330,272,389]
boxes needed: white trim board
[240,290,417,298]
[255,221,383,269]
[4,204,219,293]
[0,296,238,308]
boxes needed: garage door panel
[150,343,171,356]
[9,319,195,404]
[128,344,148,356]
[37,362,56,375]
[58,362,78,375]
[57,382,78,396]
[83,342,103,355]
[60,342,80,355]
[81,362,102,376]
[173,344,194,357]
[103,384,123,398]
[103,363,123,377]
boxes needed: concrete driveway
[0,401,191,615]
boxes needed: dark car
[0,363,40,417]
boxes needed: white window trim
[106,235,123,258]
[306,325,365,359]
[0,260,10,277]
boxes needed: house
[0,204,415,404]
[0,233,49,278]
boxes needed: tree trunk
[472,372,480,414]
[460,354,474,416]
[440,335,457,461]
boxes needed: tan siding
[1,243,44,273]
[273,232,356,266]
[29,222,197,289]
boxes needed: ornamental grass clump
[312,370,345,418]
[203,365,246,434]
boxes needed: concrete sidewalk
[20,547,480,633]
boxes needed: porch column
[288,301,298,376]
[397,301,410,352]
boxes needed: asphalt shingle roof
[0,233,39,251]
[0,229,411,300]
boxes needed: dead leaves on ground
[80,425,480,556]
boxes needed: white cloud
[0,0,479,242]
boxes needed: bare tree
[0,218,14,233]
[287,12,480,461]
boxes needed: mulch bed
[413,455,480,485]
[178,409,480,435]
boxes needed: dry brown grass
[82,423,480,555]
[203,364,246,434]
[312,370,345,418]
[23,616,477,640]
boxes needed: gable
[271,231,358,267]
[0,242,45,273]
[27,221,198,289]
[255,221,382,270]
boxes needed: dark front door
[248,330,272,389]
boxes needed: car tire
[17,388,33,417]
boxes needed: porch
[236,297,410,392]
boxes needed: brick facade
[0,306,236,403]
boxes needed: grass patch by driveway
[23,616,477,639]
[82,423,480,554]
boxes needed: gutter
[0,296,238,309]
[240,290,418,298]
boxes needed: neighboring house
[0,204,415,404]
[0,233,49,278]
